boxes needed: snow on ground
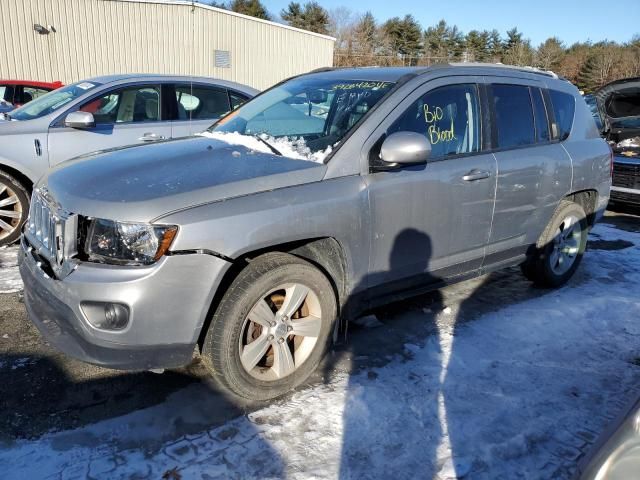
[1,223,640,479]
[0,246,20,293]
[199,131,332,162]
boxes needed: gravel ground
[0,208,638,476]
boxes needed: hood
[41,136,327,222]
[595,78,640,141]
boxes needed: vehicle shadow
[0,351,285,476]
[318,215,609,478]
[318,228,447,478]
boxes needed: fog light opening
[81,302,130,331]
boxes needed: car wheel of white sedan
[0,171,29,246]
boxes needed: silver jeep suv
[19,65,611,400]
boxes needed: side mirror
[379,131,431,166]
[65,111,95,129]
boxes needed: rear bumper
[19,238,231,370]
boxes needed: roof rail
[449,62,560,79]
[308,67,337,74]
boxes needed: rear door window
[531,87,550,142]
[491,84,535,149]
[549,90,575,140]
[80,86,161,124]
[389,83,482,159]
[229,91,249,111]
[175,85,231,120]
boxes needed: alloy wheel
[549,214,582,275]
[238,283,323,381]
[0,183,22,242]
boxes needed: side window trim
[541,88,560,140]
[479,83,498,151]
[529,86,552,144]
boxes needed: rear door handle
[139,133,165,142]
[462,170,491,181]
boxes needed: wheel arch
[566,189,599,227]
[0,163,34,194]
[196,236,349,351]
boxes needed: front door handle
[139,133,165,142]
[462,170,491,181]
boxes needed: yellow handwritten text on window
[423,104,456,144]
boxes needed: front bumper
[611,155,640,206]
[610,186,640,206]
[19,238,231,370]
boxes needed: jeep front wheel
[203,252,337,400]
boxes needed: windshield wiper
[254,135,282,156]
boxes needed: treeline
[204,1,640,92]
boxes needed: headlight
[85,219,178,265]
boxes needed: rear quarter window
[491,84,536,149]
[549,90,575,140]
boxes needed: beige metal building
[0,0,335,90]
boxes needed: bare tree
[328,7,357,55]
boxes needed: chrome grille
[26,190,63,264]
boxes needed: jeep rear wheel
[202,252,337,400]
[521,200,588,288]
[0,171,29,246]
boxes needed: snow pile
[199,131,332,163]
[1,222,640,479]
[0,246,21,293]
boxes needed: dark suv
[592,77,640,207]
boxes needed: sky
[264,0,640,46]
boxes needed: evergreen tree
[487,29,503,60]
[381,15,422,59]
[281,2,330,35]
[424,20,450,59]
[465,30,490,62]
[504,27,523,52]
[229,0,270,19]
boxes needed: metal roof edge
[101,0,337,42]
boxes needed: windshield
[208,77,395,161]
[10,81,101,121]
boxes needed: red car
[0,80,64,112]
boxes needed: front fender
[157,176,371,294]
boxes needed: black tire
[202,252,337,400]
[520,200,588,288]
[0,170,30,246]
